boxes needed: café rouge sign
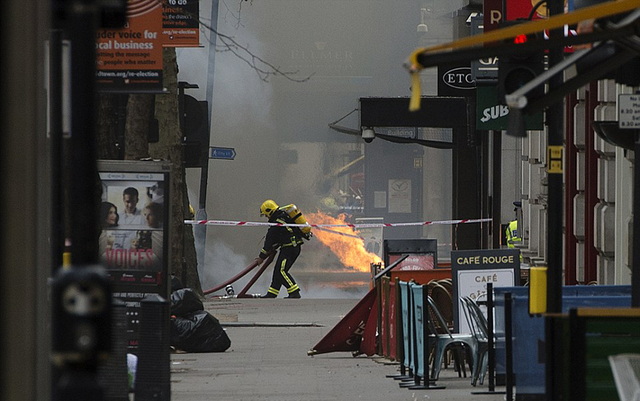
[456,254,516,265]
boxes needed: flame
[307,211,383,272]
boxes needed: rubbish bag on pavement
[171,275,184,293]
[170,310,231,353]
[170,288,204,317]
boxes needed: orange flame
[307,211,383,272]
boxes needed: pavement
[170,297,509,401]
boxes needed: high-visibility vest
[506,220,522,248]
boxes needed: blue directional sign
[209,147,236,160]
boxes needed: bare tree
[174,0,313,83]
[150,47,202,295]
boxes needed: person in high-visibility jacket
[506,219,522,248]
[255,200,304,299]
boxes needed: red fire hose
[236,256,274,298]
[202,253,275,295]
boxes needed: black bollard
[135,294,171,400]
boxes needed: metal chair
[430,282,454,330]
[426,296,476,381]
[437,278,453,294]
[461,297,490,386]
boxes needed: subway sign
[476,85,543,130]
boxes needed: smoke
[198,239,251,291]
[181,0,463,298]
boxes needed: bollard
[529,267,547,314]
[505,293,514,401]
[97,300,129,400]
[135,294,170,400]
[51,266,112,401]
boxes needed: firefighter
[255,200,304,299]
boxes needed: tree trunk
[151,47,202,296]
[96,93,121,160]
[124,94,153,160]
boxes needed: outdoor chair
[437,278,453,294]
[426,296,476,381]
[460,297,489,386]
[430,282,454,330]
[429,282,458,370]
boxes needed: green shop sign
[476,85,543,131]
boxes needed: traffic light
[181,95,210,168]
[497,21,545,104]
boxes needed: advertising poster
[356,217,384,262]
[96,0,164,93]
[99,174,166,274]
[388,179,411,214]
[99,161,171,348]
[389,253,435,271]
[162,0,200,47]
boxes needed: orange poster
[162,0,200,47]
[96,0,164,93]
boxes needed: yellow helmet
[260,200,279,217]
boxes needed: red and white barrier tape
[184,217,492,229]
[312,226,363,239]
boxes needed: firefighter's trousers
[266,245,301,296]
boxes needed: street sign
[619,94,640,129]
[476,85,543,130]
[209,147,236,160]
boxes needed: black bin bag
[170,288,203,317]
[170,310,231,353]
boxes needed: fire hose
[202,252,275,296]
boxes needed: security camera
[417,8,428,32]
[362,128,375,143]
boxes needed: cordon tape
[185,217,492,229]
[184,218,492,240]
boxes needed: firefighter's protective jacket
[258,209,304,259]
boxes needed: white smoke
[181,1,460,299]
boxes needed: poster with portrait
[98,160,171,348]
[99,173,167,273]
